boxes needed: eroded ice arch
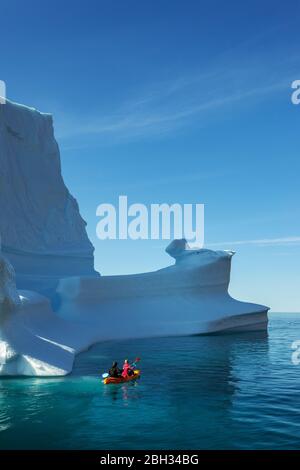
[0,242,89,376]
[0,241,20,319]
[0,243,21,371]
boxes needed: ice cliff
[0,100,98,295]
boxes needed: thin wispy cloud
[55,41,300,145]
[70,169,228,193]
[208,236,300,248]
[57,77,288,143]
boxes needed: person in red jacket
[122,359,134,378]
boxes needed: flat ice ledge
[56,242,269,338]
[0,289,268,377]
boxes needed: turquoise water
[1,313,300,450]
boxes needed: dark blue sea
[1,313,300,450]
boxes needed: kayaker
[109,361,121,378]
[122,359,134,378]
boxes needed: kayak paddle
[131,357,141,368]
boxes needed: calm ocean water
[1,313,300,450]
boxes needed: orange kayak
[103,370,141,385]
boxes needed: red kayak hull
[103,370,141,385]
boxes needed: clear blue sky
[1,0,300,311]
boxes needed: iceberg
[0,100,269,376]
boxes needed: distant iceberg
[0,101,269,376]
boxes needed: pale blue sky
[1,0,300,311]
